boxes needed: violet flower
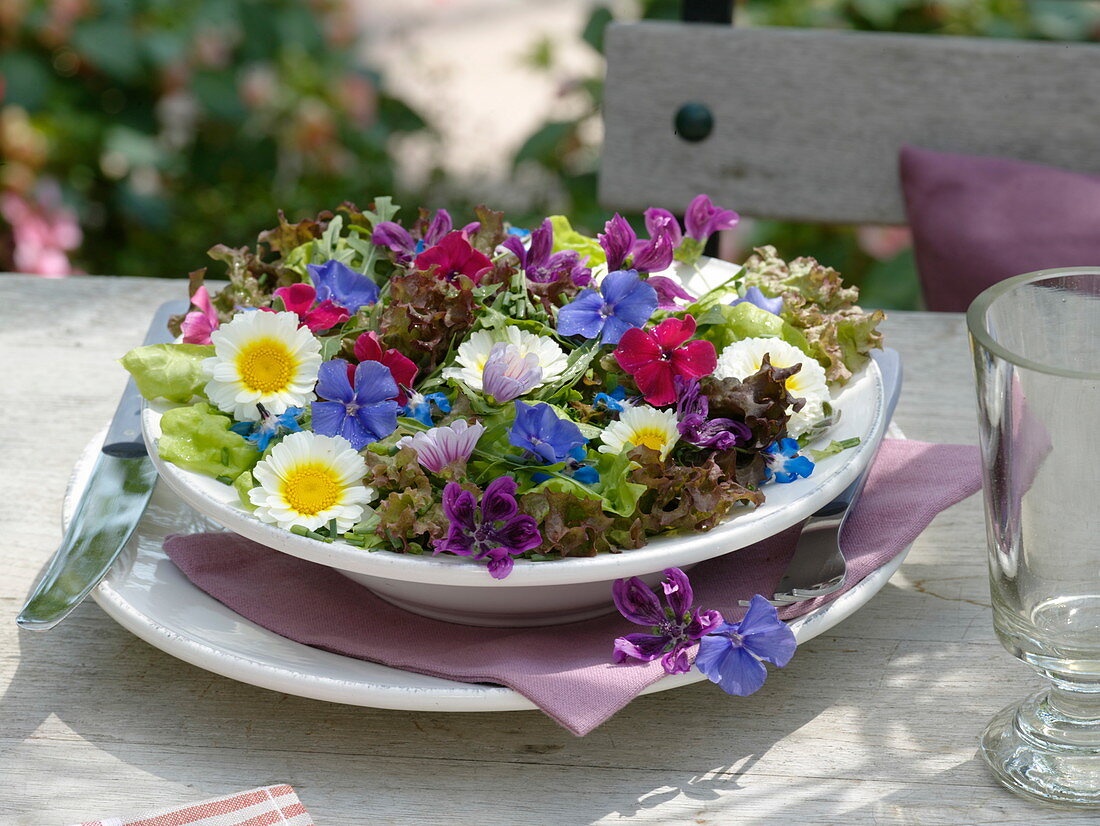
[675,378,751,450]
[555,269,657,345]
[482,342,543,403]
[684,194,740,241]
[646,275,696,311]
[731,285,783,316]
[509,400,587,464]
[598,214,636,272]
[599,213,675,274]
[397,419,485,473]
[503,218,592,286]
[612,567,724,675]
[434,476,542,579]
[311,359,399,450]
[695,595,797,696]
[643,207,683,247]
[307,260,380,314]
[371,209,453,263]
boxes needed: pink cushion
[899,145,1100,312]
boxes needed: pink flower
[414,231,492,285]
[1,187,82,278]
[266,283,349,333]
[613,315,717,407]
[397,420,486,474]
[181,286,219,344]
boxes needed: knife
[17,300,188,631]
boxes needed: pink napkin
[74,784,313,826]
[165,439,981,736]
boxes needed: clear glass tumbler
[969,268,1100,804]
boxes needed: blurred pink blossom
[1,183,82,277]
[856,225,912,261]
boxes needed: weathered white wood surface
[601,22,1100,224]
[0,274,1089,824]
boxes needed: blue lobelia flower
[695,595,797,696]
[401,390,451,426]
[593,385,627,412]
[307,260,380,314]
[508,400,587,465]
[555,270,657,346]
[311,359,399,450]
[730,285,783,316]
[762,437,815,483]
[230,405,303,452]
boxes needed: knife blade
[17,300,189,630]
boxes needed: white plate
[74,429,910,712]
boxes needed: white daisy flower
[599,404,681,461]
[442,326,567,393]
[713,337,830,437]
[203,310,323,422]
[248,431,373,533]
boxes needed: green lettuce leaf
[690,300,811,356]
[120,343,214,403]
[157,402,258,479]
[548,215,605,265]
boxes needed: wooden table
[0,274,1086,824]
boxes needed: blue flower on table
[695,595,797,696]
[762,437,815,483]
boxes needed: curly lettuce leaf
[157,402,258,479]
[548,215,605,266]
[121,343,213,403]
[700,356,803,450]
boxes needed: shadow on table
[0,579,1048,824]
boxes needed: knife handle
[102,300,191,458]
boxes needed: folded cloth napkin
[73,784,313,826]
[166,439,980,736]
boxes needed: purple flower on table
[695,595,797,696]
[646,275,697,310]
[371,209,453,264]
[555,269,658,345]
[503,218,593,286]
[684,194,740,241]
[397,419,485,474]
[675,378,752,451]
[612,567,724,675]
[434,477,542,579]
[508,400,588,464]
[482,342,543,403]
[731,285,784,316]
[311,359,399,450]
[762,438,815,483]
[229,404,303,451]
[307,260,380,314]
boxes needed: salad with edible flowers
[122,195,884,579]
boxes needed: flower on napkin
[695,595,797,696]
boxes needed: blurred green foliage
[511,0,1100,309]
[1,0,430,278]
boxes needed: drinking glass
[969,267,1100,805]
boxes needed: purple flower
[731,285,783,316]
[631,228,675,273]
[307,260,380,314]
[763,438,815,483]
[695,595,796,695]
[434,477,542,579]
[598,213,636,272]
[311,359,399,450]
[503,218,592,285]
[509,400,587,464]
[643,207,683,247]
[684,194,739,241]
[482,342,543,403]
[646,275,696,310]
[397,419,484,473]
[555,269,658,345]
[599,212,676,273]
[675,378,751,450]
[612,568,724,675]
[371,209,453,263]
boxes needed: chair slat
[600,22,1100,224]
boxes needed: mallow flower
[598,213,674,273]
[502,217,592,286]
[555,269,657,346]
[371,208,453,263]
[434,476,542,579]
[695,595,797,696]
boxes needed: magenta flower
[612,567,724,675]
[643,207,682,247]
[434,477,543,579]
[482,342,543,403]
[613,314,717,407]
[685,194,739,241]
[646,275,696,310]
[181,285,220,344]
[397,420,485,474]
[415,231,493,285]
[266,283,349,333]
[598,213,674,273]
[502,218,592,285]
[371,208,453,264]
[675,377,751,450]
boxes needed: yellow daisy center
[237,338,295,393]
[631,428,671,452]
[281,463,341,516]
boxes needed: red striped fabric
[73,785,314,826]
